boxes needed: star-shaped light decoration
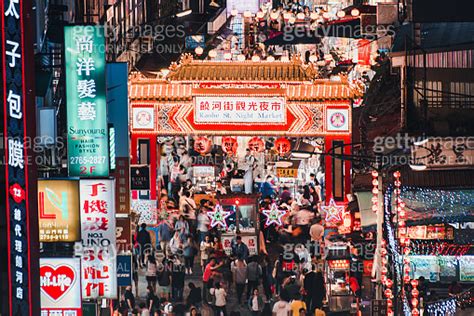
[262,203,287,227]
[321,198,345,224]
[207,204,231,229]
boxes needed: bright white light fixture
[243,11,252,18]
[297,12,305,20]
[223,52,232,60]
[283,12,291,20]
[176,9,192,18]
[267,56,275,62]
[195,46,204,55]
[237,54,246,61]
[309,55,318,63]
[231,9,238,16]
[270,11,279,20]
[275,161,293,168]
[337,10,346,18]
[409,164,427,171]
[281,56,289,62]
[351,8,360,17]
[161,68,170,76]
[289,16,296,24]
[208,49,217,58]
[257,11,265,19]
[251,55,260,62]
[310,12,318,20]
[322,12,330,19]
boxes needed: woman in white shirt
[210,282,227,316]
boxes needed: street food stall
[215,194,260,256]
[325,242,355,313]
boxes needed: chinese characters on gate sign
[194,96,286,124]
[80,180,117,299]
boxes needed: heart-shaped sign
[40,264,76,301]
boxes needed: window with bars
[414,81,474,109]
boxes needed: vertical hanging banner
[80,179,117,299]
[40,258,82,315]
[65,25,109,177]
[1,0,40,314]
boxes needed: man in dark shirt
[124,285,135,310]
[186,282,202,308]
[232,235,249,261]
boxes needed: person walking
[137,223,152,268]
[248,288,265,316]
[246,257,263,299]
[197,202,211,242]
[145,286,159,316]
[146,254,158,292]
[210,282,227,316]
[183,235,197,275]
[186,282,202,308]
[232,235,249,262]
[172,258,186,301]
[170,230,184,255]
[231,258,247,305]
[200,234,213,271]
[157,220,172,257]
[124,285,135,311]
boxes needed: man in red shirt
[203,258,223,304]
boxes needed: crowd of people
[111,161,335,316]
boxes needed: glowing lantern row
[222,136,238,156]
[194,136,212,155]
[274,137,291,156]
[371,170,379,213]
[394,171,418,315]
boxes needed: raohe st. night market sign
[65,25,109,177]
[1,0,36,314]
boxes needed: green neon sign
[65,25,109,177]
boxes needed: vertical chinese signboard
[1,0,40,314]
[38,180,80,242]
[65,25,109,177]
[80,179,117,299]
[40,258,82,315]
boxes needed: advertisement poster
[80,179,117,299]
[65,25,109,177]
[38,180,80,242]
[222,235,258,256]
[459,256,474,282]
[40,258,82,315]
[116,218,132,253]
[131,165,150,190]
[438,256,457,280]
[409,256,440,282]
[117,255,132,287]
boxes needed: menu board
[459,256,474,282]
[409,256,440,282]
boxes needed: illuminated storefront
[129,54,357,204]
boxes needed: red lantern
[248,136,265,153]
[274,137,291,156]
[194,136,212,155]
[221,137,238,156]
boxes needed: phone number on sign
[70,156,107,165]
